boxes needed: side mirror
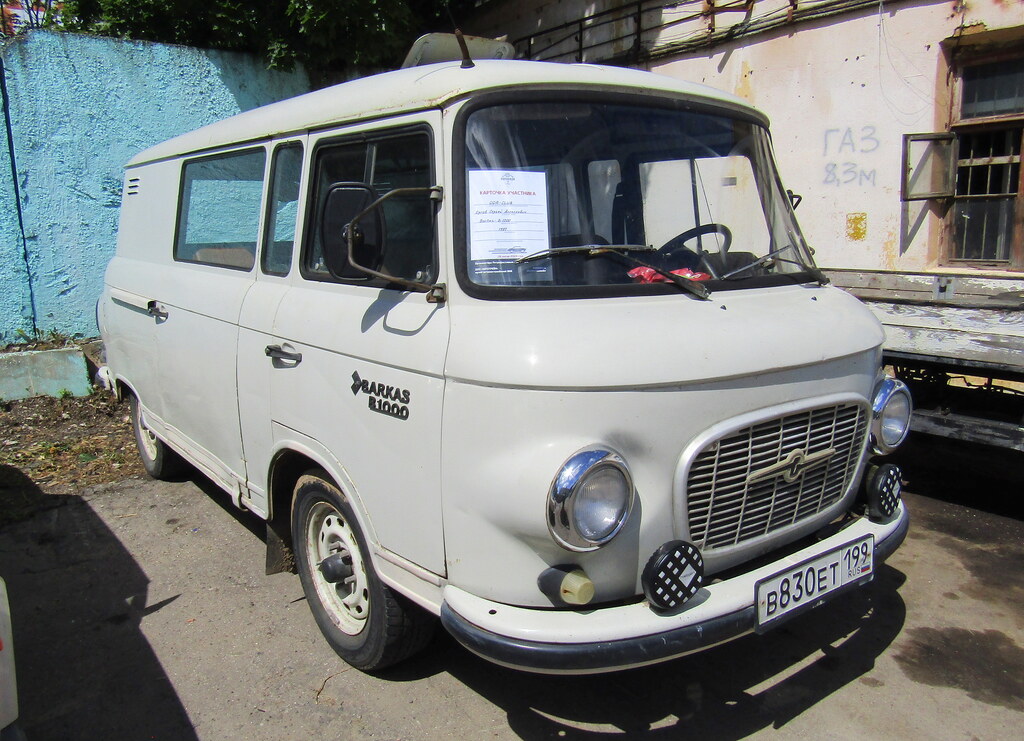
[321,183,386,280]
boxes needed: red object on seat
[628,266,712,283]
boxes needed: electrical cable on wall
[875,0,935,125]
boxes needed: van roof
[127,60,765,166]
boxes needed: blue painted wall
[0,31,311,342]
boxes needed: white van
[99,57,911,674]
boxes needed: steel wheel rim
[305,500,369,635]
[135,403,159,460]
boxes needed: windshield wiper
[719,244,829,285]
[515,244,712,300]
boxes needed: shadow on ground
[891,432,1024,521]
[0,472,197,741]
[384,565,907,739]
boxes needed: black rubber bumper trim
[441,508,910,673]
[440,601,756,673]
[874,505,910,564]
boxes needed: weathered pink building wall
[650,1,1024,273]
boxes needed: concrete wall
[0,31,311,343]
[466,0,1024,274]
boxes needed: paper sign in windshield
[468,170,549,263]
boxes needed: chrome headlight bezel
[871,377,913,454]
[547,448,634,552]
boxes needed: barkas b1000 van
[99,55,911,674]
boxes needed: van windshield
[461,100,817,295]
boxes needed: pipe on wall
[0,52,37,335]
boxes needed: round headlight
[880,392,911,447]
[574,466,630,542]
[871,378,912,454]
[548,448,634,551]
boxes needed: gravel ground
[0,392,144,525]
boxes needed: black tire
[129,393,187,480]
[292,473,434,671]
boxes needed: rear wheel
[292,473,434,671]
[130,394,187,480]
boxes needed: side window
[175,149,266,270]
[262,144,303,275]
[305,131,435,284]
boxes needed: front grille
[686,403,867,550]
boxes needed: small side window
[175,149,266,270]
[262,144,303,275]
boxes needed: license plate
[756,534,874,628]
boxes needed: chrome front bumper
[440,503,909,674]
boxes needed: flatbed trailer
[828,269,1024,452]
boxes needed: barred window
[951,127,1021,263]
[950,56,1024,268]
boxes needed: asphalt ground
[1,433,1022,740]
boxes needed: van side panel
[106,155,257,493]
[105,161,182,422]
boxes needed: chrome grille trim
[686,403,867,550]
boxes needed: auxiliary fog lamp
[862,462,903,522]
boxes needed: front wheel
[292,473,434,671]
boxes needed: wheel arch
[114,376,135,402]
[264,442,377,575]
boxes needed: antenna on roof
[454,29,474,69]
[443,2,472,67]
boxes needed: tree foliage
[59,1,476,76]
[2,1,62,36]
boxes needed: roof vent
[401,33,515,69]
[126,177,141,196]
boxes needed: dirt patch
[0,392,144,525]
[1,331,86,354]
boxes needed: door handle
[265,344,302,364]
[146,301,168,319]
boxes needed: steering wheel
[658,223,732,278]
